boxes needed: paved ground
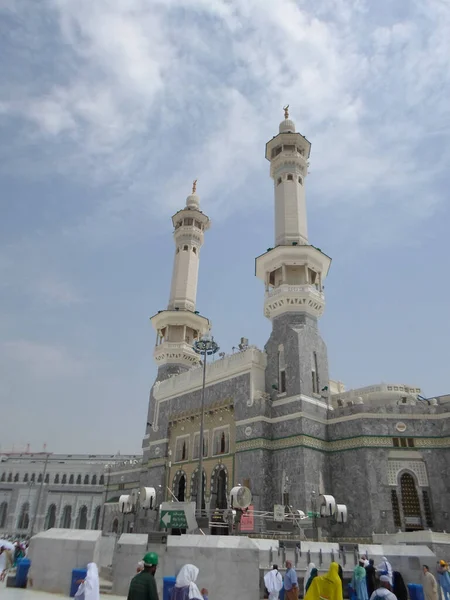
[0,583,125,600]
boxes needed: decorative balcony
[264,283,325,319]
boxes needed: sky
[1,0,449,455]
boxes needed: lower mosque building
[137,108,449,539]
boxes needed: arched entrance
[17,503,30,530]
[0,502,8,528]
[61,505,72,528]
[210,465,228,510]
[172,471,187,502]
[77,506,88,529]
[45,504,57,529]
[92,506,101,530]
[400,472,423,531]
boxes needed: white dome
[186,193,200,209]
[279,118,296,134]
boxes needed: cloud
[1,0,450,239]
[1,340,85,379]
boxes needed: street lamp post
[193,335,219,516]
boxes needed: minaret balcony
[153,341,201,367]
[264,283,325,320]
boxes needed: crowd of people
[0,541,28,582]
[262,555,450,600]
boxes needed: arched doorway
[0,501,8,528]
[190,469,206,511]
[61,505,72,528]
[17,503,30,530]
[112,518,119,533]
[400,472,423,531]
[77,506,88,529]
[210,465,228,510]
[92,506,101,530]
[45,504,57,530]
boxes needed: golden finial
[192,179,197,194]
[283,105,289,120]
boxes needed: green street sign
[160,509,188,529]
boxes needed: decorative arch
[45,504,57,530]
[60,505,72,528]
[99,475,105,485]
[0,473,5,482]
[91,475,97,485]
[84,474,90,485]
[172,470,187,502]
[190,468,206,509]
[210,464,228,510]
[14,473,19,482]
[0,501,8,528]
[77,505,88,529]
[92,506,101,530]
[76,474,82,485]
[69,474,74,484]
[400,471,423,531]
[17,502,30,530]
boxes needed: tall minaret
[150,181,211,380]
[256,108,332,398]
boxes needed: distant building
[0,452,139,536]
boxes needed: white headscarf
[75,563,100,600]
[304,563,316,593]
[175,564,202,600]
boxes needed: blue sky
[1,0,449,454]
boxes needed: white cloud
[1,0,450,234]
[1,340,85,379]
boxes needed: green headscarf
[306,568,319,592]
[354,565,366,582]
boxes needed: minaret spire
[150,181,211,377]
[255,108,331,321]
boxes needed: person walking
[264,564,283,600]
[74,563,100,600]
[437,561,450,600]
[284,560,299,600]
[422,566,438,600]
[351,562,369,600]
[369,575,397,600]
[128,553,159,600]
[305,562,343,600]
[376,558,393,586]
[304,564,316,596]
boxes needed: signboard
[273,504,285,522]
[240,505,254,532]
[159,502,197,531]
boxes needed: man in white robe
[376,557,393,586]
[264,564,283,600]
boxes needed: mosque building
[138,108,450,539]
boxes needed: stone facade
[0,452,139,537]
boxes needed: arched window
[45,473,49,484]
[77,506,88,530]
[14,473,19,482]
[192,247,197,254]
[38,473,43,483]
[17,503,30,530]
[99,475,105,485]
[217,470,227,509]
[60,505,72,528]
[182,442,187,461]
[61,474,67,484]
[0,473,5,482]
[76,474,82,484]
[183,245,188,251]
[30,473,35,483]
[400,472,423,531]
[92,506,101,530]
[69,474,74,484]
[177,475,186,502]
[45,504,57,530]
[213,428,230,455]
[278,345,286,394]
[54,474,60,484]
[7,473,12,482]
[91,475,97,485]
[112,518,119,534]
[23,473,29,482]
[0,501,8,528]
[84,475,90,485]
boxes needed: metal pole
[30,453,50,537]
[196,346,207,515]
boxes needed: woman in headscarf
[376,557,393,586]
[305,567,319,594]
[170,564,208,600]
[305,562,343,600]
[351,562,369,600]
[75,563,100,600]
[304,563,316,595]
[392,571,408,600]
